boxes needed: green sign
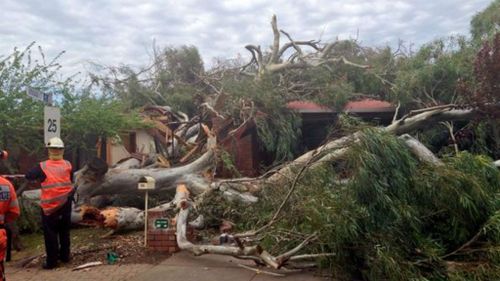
[154,218,169,229]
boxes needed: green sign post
[154,218,169,229]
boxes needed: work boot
[42,261,57,270]
[60,256,71,263]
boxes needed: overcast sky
[0,0,492,78]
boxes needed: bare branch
[289,253,336,261]
[269,15,280,64]
[245,45,263,68]
[237,264,285,277]
[275,233,318,266]
[441,121,459,155]
[392,101,401,123]
[325,56,371,69]
[277,41,320,59]
[321,42,338,59]
[280,29,304,57]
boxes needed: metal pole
[144,190,148,247]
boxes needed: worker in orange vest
[0,149,20,280]
[25,137,74,269]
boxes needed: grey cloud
[0,0,492,79]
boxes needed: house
[102,105,181,166]
[102,129,157,166]
[212,117,266,178]
[213,98,396,177]
[84,100,395,177]
[287,98,395,150]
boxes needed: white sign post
[44,106,61,146]
[138,176,156,247]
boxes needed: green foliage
[17,198,42,233]
[61,91,145,152]
[221,75,302,162]
[328,43,396,100]
[280,59,355,110]
[255,113,301,162]
[219,149,241,177]
[162,84,200,115]
[343,133,500,280]
[160,45,204,84]
[471,0,500,43]
[273,40,394,109]
[393,37,475,107]
[0,43,145,172]
[108,66,155,109]
[98,45,205,115]
[0,43,69,168]
[297,67,354,111]
[217,129,500,280]
[150,45,205,115]
[470,119,500,159]
[333,114,372,139]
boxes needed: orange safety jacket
[39,160,73,216]
[0,177,20,263]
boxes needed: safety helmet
[47,137,65,149]
[0,149,7,160]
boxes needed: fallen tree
[162,125,500,278]
[74,104,498,203]
[234,129,500,280]
[241,15,370,79]
[65,103,500,276]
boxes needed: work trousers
[41,200,71,266]
[0,228,7,281]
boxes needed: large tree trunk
[74,145,215,199]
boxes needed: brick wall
[147,210,196,253]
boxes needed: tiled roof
[286,100,330,110]
[344,99,393,110]
[287,99,394,113]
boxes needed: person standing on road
[25,137,74,269]
[0,149,20,280]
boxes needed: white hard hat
[47,137,64,149]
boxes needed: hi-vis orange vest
[40,160,73,215]
[0,176,20,263]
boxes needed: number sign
[44,106,60,145]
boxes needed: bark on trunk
[399,134,443,166]
[75,147,215,199]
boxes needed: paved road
[6,252,328,281]
[6,263,154,281]
[129,251,327,281]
